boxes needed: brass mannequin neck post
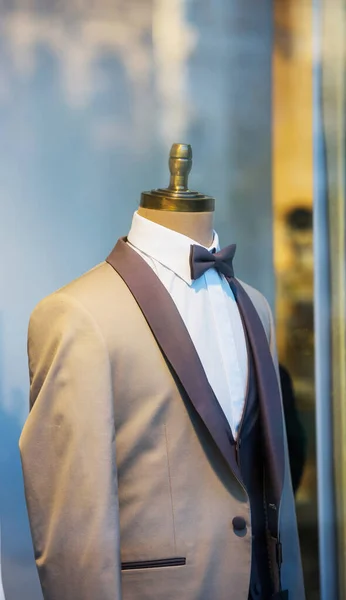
[140,143,215,213]
[168,143,192,192]
[138,143,215,246]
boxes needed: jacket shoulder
[30,261,131,324]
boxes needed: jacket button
[232,516,246,531]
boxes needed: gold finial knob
[168,143,192,192]
[139,142,215,212]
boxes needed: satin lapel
[229,279,285,515]
[106,238,243,486]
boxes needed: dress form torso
[137,207,214,247]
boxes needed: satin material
[127,212,248,437]
[191,242,285,535]
[109,239,286,592]
[189,243,236,280]
[191,240,286,592]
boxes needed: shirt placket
[205,270,246,437]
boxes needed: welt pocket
[121,557,186,571]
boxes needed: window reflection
[274,1,320,598]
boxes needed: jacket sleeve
[19,292,123,600]
[265,299,306,600]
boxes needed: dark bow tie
[189,244,236,280]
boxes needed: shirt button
[232,516,246,532]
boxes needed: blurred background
[0,1,345,599]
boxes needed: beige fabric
[20,261,305,600]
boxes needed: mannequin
[137,143,214,246]
[137,208,214,247]
[19,144,305,600]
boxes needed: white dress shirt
[127,212,248,438]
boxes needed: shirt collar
[127,211,220,285]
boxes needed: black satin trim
[121,557,186,570]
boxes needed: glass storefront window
[321,1,346,597]
[273,2,319,598]
[0,2,345,599]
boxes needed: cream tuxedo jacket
[20,239,305,600]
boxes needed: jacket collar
[106,238,284,509]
